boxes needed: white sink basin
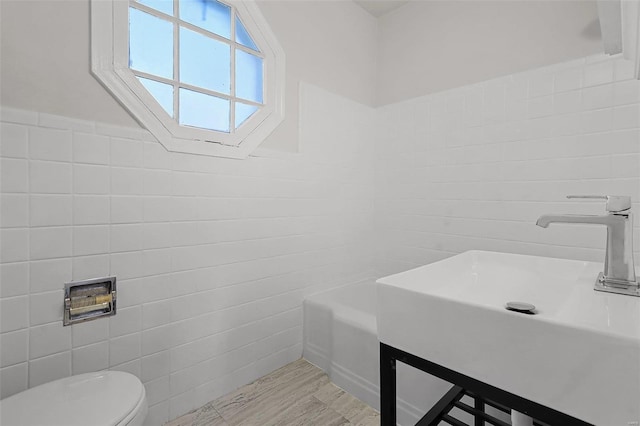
[376,250,640,426]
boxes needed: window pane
[235,102,258,129]
[179,0,231,39]
[235,16,258,52]
[135,0,173,16]
[129,7,173,79]
[179,88,229,132]
[235,50,263,103]
[138,77,174,117]
[180,27,230,94]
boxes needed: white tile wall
[1,55,638,423]
[0,83,375,423]
[375,54,640,277]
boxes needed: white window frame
[91,0,285,158]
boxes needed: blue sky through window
[129,7,173,79]
[129,0,264,134]
[138,77,174,117]
[235,16,258,52]
[180,0,231,39]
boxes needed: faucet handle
[566,195,631,212]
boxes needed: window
[91,0,285,158]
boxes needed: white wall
[375,54,640,278]
[0,0,377,152]
[377,1,604,105]
[0,83,376,424]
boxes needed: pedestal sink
[376,250,640,425]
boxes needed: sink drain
[505,301,536,314]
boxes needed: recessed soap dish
[63,277,116,326]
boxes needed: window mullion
[173,0,180,122]
[230,7,236,133]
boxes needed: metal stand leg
[474,397,485,426]
[378,342,592,426]
[380,343,397,426]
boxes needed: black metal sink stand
[379,343,594,426]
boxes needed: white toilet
[0,371,147,426]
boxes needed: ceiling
[354,1,409,17]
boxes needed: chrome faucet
[536,195,639,297]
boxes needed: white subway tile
[553,67,582,92]
[111,196,143,224]
[72,254,110,280]
[582,84,614,110]
[614,58,635,81]
[115,278,145,309]
[142,223,172,250]
[110,306,141,338]
[38,113,94,133]
[30,161,72,194]
[29,127,71,162]
[142,249,172,276]
[169,388,197,419]
[143,169,172,196]
[111,167,144,195]
[0,123,28,158]
[0,362,28,399]
[613,104,640,130]
[144,376,170,406]
[72,315,109,347]
[143,197,173,223]
[30,195,72,227]
[580,108,612,134]
[73,225,109,256]
[111,138,143,167]
[29,322,71,359]
[96,123,150,141]
[30,258,71,293]
[528,72,554,98]
[143,142,172,170]
[30,290,63,326]
[170,197,199,222]
[142,324,175,356]
[505,75,528,100]
[29,227,72,260]
[1,158,28,193]
[607,130,640,154]
[110,358,141,378]
[0,329,29,367]
[528,95,553,118]
[73,132,109,165]
[73,164,110,194]
[611,154,640,178]
[73,195,110,225]
[144,401,169,426]
[0,107,37,126]
[583,61,614,87]
[1,229,29,263]
[72,341,109,374]
[28,351,71,387]
[613,80,640,106]
[142,299,172,330]
[109,332,141,366]
[553,90,581,115]
[1,194,28,228]
[0,262,29,298]
[110,251,144,280]
[110,223,144,253]
[141,351,171,383]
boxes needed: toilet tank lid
[0,371,145,426]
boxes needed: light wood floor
[165,358,380,426]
